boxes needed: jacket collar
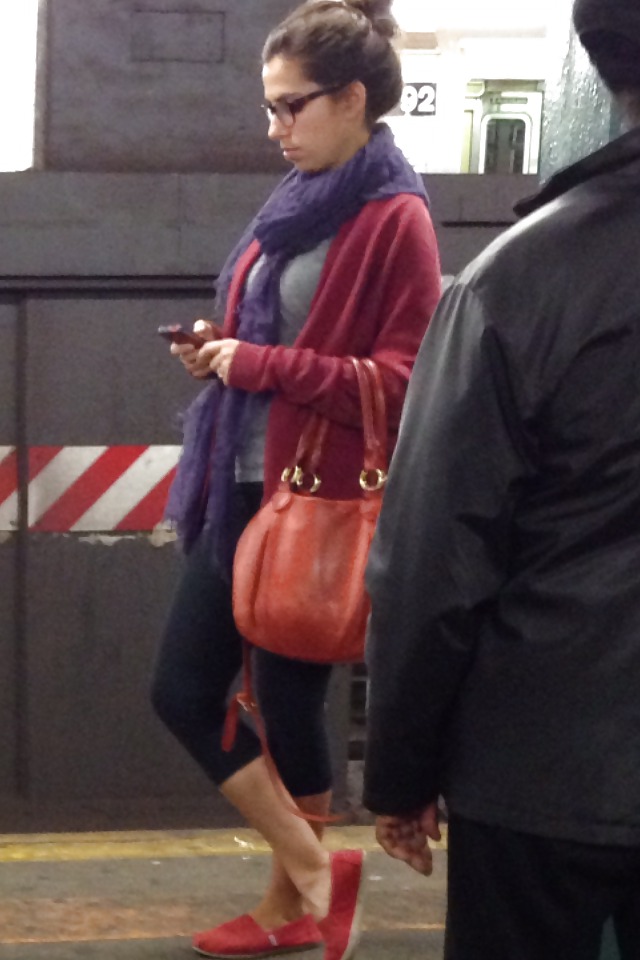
[514,125,640,218]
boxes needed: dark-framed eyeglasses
[262,84,345,127]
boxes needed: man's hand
[375,801,441,875]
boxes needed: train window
[0,0,39,171]
[479,115,531,175]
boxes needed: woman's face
[262,56,369,173]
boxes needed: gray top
[235,238,333,482]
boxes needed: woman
[152,1,441,958]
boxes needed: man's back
[446,129,640,843]
[364,127,640,845]
[364,4,640,955]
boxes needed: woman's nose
[267,113,287,141]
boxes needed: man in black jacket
[363,1,640,957]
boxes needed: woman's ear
[342,80,368,123]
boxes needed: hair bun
[345,0,398,39]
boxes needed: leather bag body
[232,358,387,664]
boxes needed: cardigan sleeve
[226,197,441,430]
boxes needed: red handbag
[232,357,387,664]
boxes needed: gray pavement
[0,833,446,960]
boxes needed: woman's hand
[198,338,241,386]
[170,320,219,379]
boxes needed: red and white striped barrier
[0,445,181,532]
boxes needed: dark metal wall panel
[0,538,18,799]
[19,291,232,819]
[24,534,349,814]
[0,301,17,439]
[0,301,18,799]
[437,227,506,279]
[25,536,216,802]
[26,296,214,444]
[6,286,355,827]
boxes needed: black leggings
[150,483,334,797]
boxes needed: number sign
[400,83,437,117]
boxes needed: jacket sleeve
[362,283,534,815]
[225,200,441,430]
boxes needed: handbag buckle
[359,468,387,492]
[294,469,322,494]
[282,465,321,493]
[281,466,298,484]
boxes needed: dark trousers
[445,815,640,960]
[151,483,334,797]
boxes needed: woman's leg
[221,760,331,923]
[251,651,335,926]
[152,485,332,934]
[250,790,332,926]
[150,534,262,783]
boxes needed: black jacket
[364,127,640,845]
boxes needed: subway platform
[0,826,447,959]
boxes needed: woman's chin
[295,159,327,174]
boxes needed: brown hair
[262,0,403,126]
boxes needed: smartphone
[157,324,221,348]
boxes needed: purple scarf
[165,124,428,573]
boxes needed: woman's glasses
[262,84,345,127]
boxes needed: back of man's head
[573,0,640,117]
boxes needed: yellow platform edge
[0,824,448,863]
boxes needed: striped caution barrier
[0,445,181,532]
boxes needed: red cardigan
[222,193,441,501]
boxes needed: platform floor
[0,826,447,959]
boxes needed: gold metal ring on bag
[359,468,387,492]
[281,466,303,485]
[294,470,322,494]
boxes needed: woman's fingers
[200,339,240,385]
[170,341,212,378]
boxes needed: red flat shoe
[317,849,365,960]
[192,913,323,959]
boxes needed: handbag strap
[352,357,387,492]
[282,357,387,494]
[362,358,387,464]
[222,643,343,824]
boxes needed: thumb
[421,801,442,842]
[193,319,216,341]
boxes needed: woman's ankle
[300,855,332,921]
[250,888,306,928]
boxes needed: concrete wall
[36,0,293,172]
[541,0,623,179]
[0,172,278,275]
[0,171,534,279]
